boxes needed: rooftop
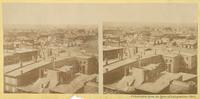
[76,55,92,59]
[56,65,73,72]
[171,80,190,87]
[160,52,179,57]
[50,74,97,93]
[114,68,145,92]
[5,59,51,77]
[104,58,136,74]
[179,72,197,81]
[142,63,160,71]
[136,72,182,93]
[103,46,124,51]
[15,48,38,54]
[104,54,160,74]
[4,48,37,57]
[17,78,50,93]
[4,52,15,57]
[183,40,197,45]
[5,55,74,77]
[179,51,197,56]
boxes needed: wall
[87,57,98,74]
[104,55,164,84]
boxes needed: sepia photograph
[3,4,99,93]
[103,4,198,94]
[2,3,198,95]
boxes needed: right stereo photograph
[103,4,197,94]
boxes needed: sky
[3,3,198,25]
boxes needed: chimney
[20,59,23,67]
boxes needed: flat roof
[76,55,92,59]
[152,45,197,56]
[104,58,136,74]
[15,48,38,54]
[179,52,197,56]
[103,46,124,51]
[4,52,15,57]
[4,48,37,56]
[4,61,34,73]
[5,55,74,77]
[142,63,160,71]
[183,40,197,45]
[56,66,73,72]
[104,54,160,74]
[5,59,51,77]
[160,52,179,57]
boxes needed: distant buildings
[180,40,197,49]
[103,23,197,94]
[4,25,98,93]
[4,48,38,66]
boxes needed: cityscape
[3,3,198,94]
[4,24,99,93]
[103,22,197,94]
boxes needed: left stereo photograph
[3,3,99,93]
